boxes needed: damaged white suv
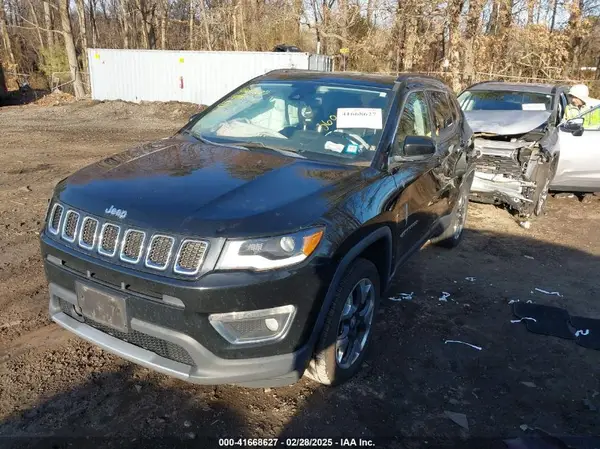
[458,82,568,218]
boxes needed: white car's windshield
[459,90,553,112]
[187,80,393,166]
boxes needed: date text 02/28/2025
[218,438,376,447]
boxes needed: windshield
[186,80,393,166]
[459,90,553,112]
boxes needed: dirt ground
[0,101,599,449]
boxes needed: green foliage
[38,46,69,77]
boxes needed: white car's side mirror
[562,117,584,136]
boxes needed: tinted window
[458,90,553,111]
[394,91,432,155]
[429,91,454,133]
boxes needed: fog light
[208,305,296,345]
[265,318,279,332]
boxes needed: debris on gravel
[0,101,599,442]
[33,90,76,106]
[444,411,469,431]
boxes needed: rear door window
[429,91,455,135]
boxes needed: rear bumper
[49,282,310,387]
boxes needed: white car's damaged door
[551,106,600,192]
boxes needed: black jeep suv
[40,71,475,387]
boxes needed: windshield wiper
[181,129,215,145]
[183,131,305,158]
[226,141,305,159]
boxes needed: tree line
[0,0,599,99]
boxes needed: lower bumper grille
[58,299,194,366]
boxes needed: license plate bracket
[76,282,128,333]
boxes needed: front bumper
[469,171,535,211]
[49,284,307,387]
[41,232,330,386]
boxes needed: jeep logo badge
[105,205,127,219]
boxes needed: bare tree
[89,0,98,46]
[568,0,584,71]
[59,0,85,98]
[75,0,88,69]
[188,0,194,49]
[158,0,168,49]
[527,0,536,24]
[463,0,485,84]
[550,0,559,31]
[26,0,45,48]
[447,0,466,90]
[198,0,211,50]
[120,0,130,48]
[43,0,54,46]
[401,4,420,71]
[1,0,599,100]
[135,0,155,49]
[0,0,15,64]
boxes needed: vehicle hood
[56,137,364,237]
[464,110,551,135]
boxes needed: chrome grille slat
[98,223,121,257]
[120,229,146,264]
[78,217,99,250]
[47,205,208,276]
[61,210,80,242]
[145,235,175,270]
[48,204,64,235]
[174,240,209,275]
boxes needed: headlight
[216,227,324,271]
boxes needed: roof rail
[463,80,504,89]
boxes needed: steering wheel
[325,129,371,151]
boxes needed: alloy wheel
[335,278,375,369]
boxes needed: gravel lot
[1,100,599,449]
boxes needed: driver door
[387,90,440,263]
[551,105,600,191]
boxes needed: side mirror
[189,112,201,123]
[562,117,584,136]
[402,135,436,158]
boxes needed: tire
[435,187,469,249]
[305,258,380,386]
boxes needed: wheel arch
[305,226,393,359]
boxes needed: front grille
[99,224,120,257]
[58,299,194,366]
[146,235,175,270]
[49,204,64,234]
[79,217,99,249]
[476,155,523,178]
[120,230,145,263]
[62,210,80,242]
[175,240,208,275]
[48,203,209,277]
